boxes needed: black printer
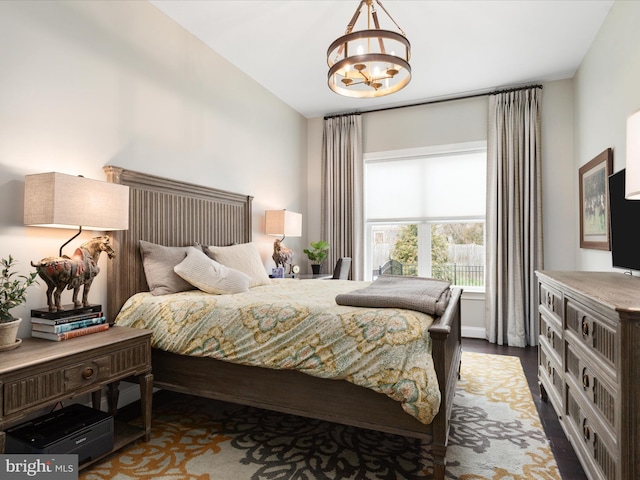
[5,403,114,465]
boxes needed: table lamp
[265,209,302,274]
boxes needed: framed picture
[579,148,613,250]
[271,267,285,279]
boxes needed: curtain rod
[323,84,543,119]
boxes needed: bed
[104,166,462,479]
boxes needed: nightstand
[0,325,153,469]
[295,274,333,280]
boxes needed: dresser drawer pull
[82,367,95,379]
[546,327,552,340]
[582,369,590,390]
[546,292,553,310]
[547,361,552,376]
[581,317,590,337]
[582,421,591,442]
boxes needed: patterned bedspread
[115,279,442,424]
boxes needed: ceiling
[149,0,614,119]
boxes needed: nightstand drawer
[3,356,114,416]
[64,355,112,391]
[65,340,150,389]
[1,332,151,417]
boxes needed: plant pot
[311,264,322,275]
[0,317,21,349]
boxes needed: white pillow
[202,243,270,288]
[174,247,251,295]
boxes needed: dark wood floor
[462,338,588,480]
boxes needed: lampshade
[24,172,129,230]
[327,0,411,98]
[626,109,640,200]
[265,210,302,238]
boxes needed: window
[364,142,486,289]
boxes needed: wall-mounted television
[608,169,640,271]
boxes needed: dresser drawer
[565,342,617,432]
[538,342,563,412]
[539,282,563,322]
[565,299,616,371]
[539,310,562,360]
[565,384,617,480]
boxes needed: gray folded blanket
[335,275,452,316]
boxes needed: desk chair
[332,257,352,280]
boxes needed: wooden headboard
[103,166,253,323]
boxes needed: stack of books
[30,304,108,341]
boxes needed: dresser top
[537,270,640,314]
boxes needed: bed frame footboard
[428,287,462,477]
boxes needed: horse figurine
[272,238,294,270]
[31,236,116,312]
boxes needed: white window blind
[366,150,486,220]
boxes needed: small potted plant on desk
[303,241,330,275]
[0,255,38,350]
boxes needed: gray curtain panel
[321,114,364,280]
[485,87,543,347]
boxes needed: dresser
[536,271,640,480]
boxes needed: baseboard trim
[462,326,486,339]
[113,382,142,409]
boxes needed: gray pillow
[139,240,194,295]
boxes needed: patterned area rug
[80,352,559,480]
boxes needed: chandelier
[327,0,411,98]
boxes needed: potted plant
[303,241,330,275]
[0,256,38,349]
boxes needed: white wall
[541,79,576,270]
[573,0,640,272]
[0,0,307,339]
[306,117,324,253]
[363,96,488,153]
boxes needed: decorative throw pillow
[139,240,194,295]
[201,242,270,287]
[174,247,251,295]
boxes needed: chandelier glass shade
[327,0,411,98]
